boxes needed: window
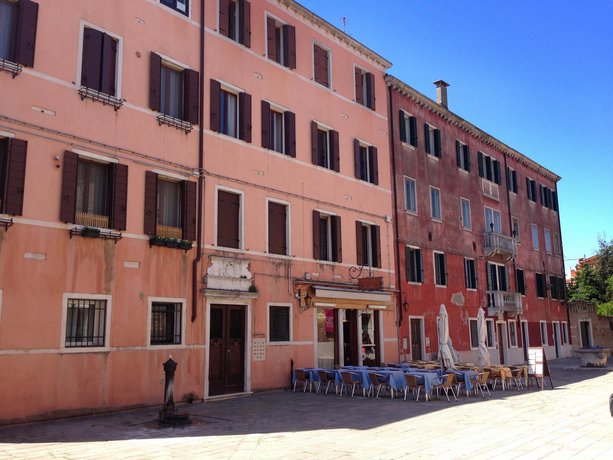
[399,111,417,147]
[506,166,518,193]
[144,172,196,240]
[266,16,296,68]
[404,177,417,214]
[150,301,182,345]
[210,80,251,142]
[261,101,295,156]
[313,43,330,87]
[149,53,199,126]
[434,251,447,286]
[430,186,441,221]
[313,210,341,262]
[64,297,108,348]
[550,276,566,300]
[424,123,441,158]
[539,184,557,210]
[311,122,339,171]
[526,177,537,202]
[354,67,375,109]
[561,322,568,344]
[549,275,558,300]
[531,223,539,250]
[60,151,127,230]
[455,140,470,172]
[353,140,378,184]
[469,319,478,349]
[268,200,288,256]
[219,0,250,47]
[544,228,552,254]
[216,189,242,249]
[356,221,381,268]
[486,319,495,348]
[0,136,27,216]
[464,258,477,289]
[269,305,290,342]
[80,26,121,97]
[553,232,561,255]
[512,216,520,242]
[540,321,548,346]
[160,0,188,15]
[516,268,526,295]
[460,198,471,230]
[508,321,518,347]
[536,273,547,298]
[487,262,508,291]
[485,207,502,233]
[477,152,501,184]
[405,246,423,283]
[0,0,37,69]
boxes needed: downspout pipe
[192,0,205,322]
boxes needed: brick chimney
[433,80,449,109]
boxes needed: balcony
[486,290,523,317]
[483,231,516,259]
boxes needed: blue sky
[300,0,613,274]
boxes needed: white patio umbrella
[437,304,456,370]
[477,307,491,368]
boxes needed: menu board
[528,347,553,390]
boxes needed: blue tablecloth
[405,371,441,395]
[334,369,372,391]
[377,370,407,392]
[451,370,477,394]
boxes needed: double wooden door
[209,304,245,396]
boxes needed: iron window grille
[151,302,182,345]
[65,298,107,347]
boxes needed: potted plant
[164,238,180,248]
[179,239,193,250]
[81,226,101,238]
[149,235,165,247]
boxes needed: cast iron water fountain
[159,357,191,427]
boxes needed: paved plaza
[1,358,612,459]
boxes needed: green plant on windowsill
[149,235,166,247]
[164,238,181,248]
[81,226,101,238]
[178,240,193,250]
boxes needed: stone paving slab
[1,358,612,459]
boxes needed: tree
[570,237,613,316]
[568,264,602,303]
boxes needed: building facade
[387,75,570,365]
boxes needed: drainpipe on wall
[192,0,206,322]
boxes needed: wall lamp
[298,288,311,312]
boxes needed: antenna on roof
[342,16,347,33]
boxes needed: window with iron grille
[150,302,182,345]
[65,298,107,347]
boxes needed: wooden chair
[316,370,336,395]
[475,371,491,398]
[432,373,457,401]
[293,369,312,393]
[403,373,424,402]
[366,373,385,398]
[509,367,525,391]
[339,371,360,397]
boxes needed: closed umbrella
[437,304,456,370]
[477,307,491,368]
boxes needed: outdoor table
[487,366,512,390]
[334,369,371,394]
[404,370,441,399]
[451,369,477,395]
[373,370,407,394]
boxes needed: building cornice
[385,74,561,182]
[278,0,392,70]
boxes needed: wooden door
[208,304,245,396]
[343,310,359,366]
[410,318,423,361]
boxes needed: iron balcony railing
[483,231,516,259]
[486,290,523,316]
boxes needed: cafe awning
[311,285,393,310]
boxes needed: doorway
[579,320,592,348]
[208,304,246,396]
[496,322,508,364]
[521,320,529,362]
[343,310,359,365]
[553,322,561,358]
[410,317,423,361]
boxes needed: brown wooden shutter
[209,79,221,132]
[81,27,103,90]
[423,123,431,154]
[100,33,117,95]
[433,129,441,157]
[238,0,251,48]
[217,190,240,248]
[268,202,287,255]
[372,224,381,268]
[261,101,270,149]
[365,72,375,110]
[182,180,197,241]
[110,163,128,230]
[313,45,323,83]
[312,210,320,259]
[398,111,406,142]
[183,68,200,124]
[266,17,277,62]
[15,0,38,67]
[355,221,364,266]
[409,116,418,147]
[310,121,319,164]
[218,0,230,37]
[282,24,296,69]
[239,91,252,142]
[369,146,378,185]
[59,151,78,223]
[355,68,363,105]
[330,130,340,172]
[149,52,162,111]
[332,215,342,262]
[4,139,28,216]
[284,110,296,157]
[143,171,158,235]
[353,139,361,179]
